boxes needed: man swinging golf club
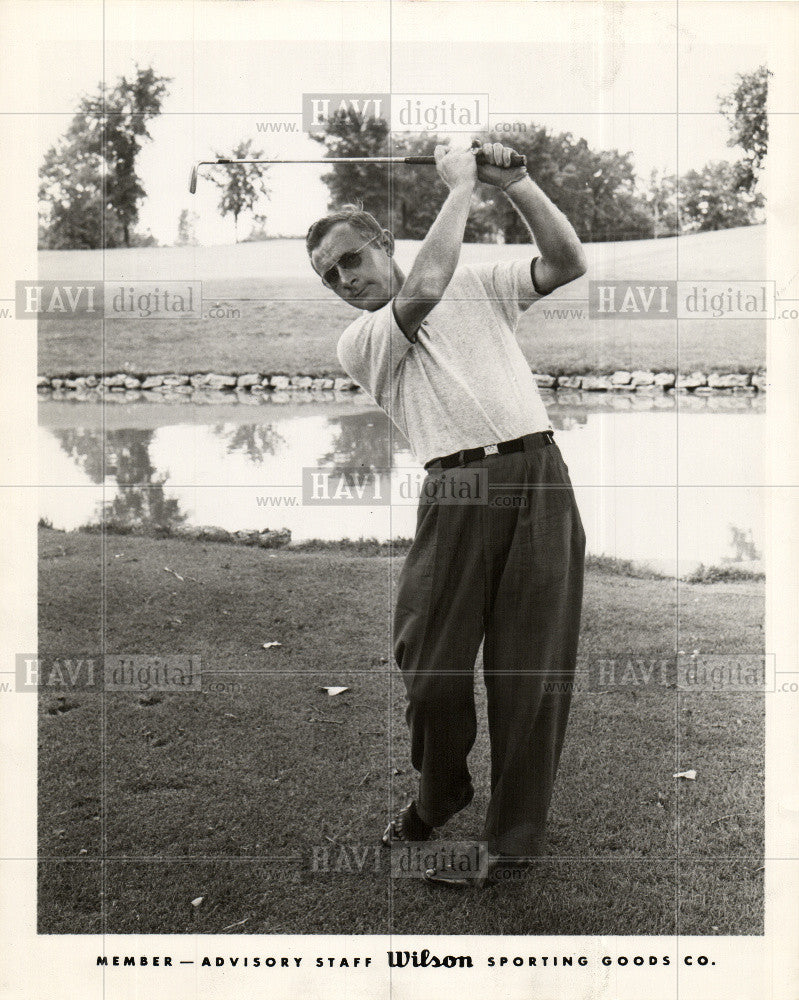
[306,141,587,886]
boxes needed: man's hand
[475,141,528,190]
[434,144,477,191]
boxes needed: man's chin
[358,295,390,312]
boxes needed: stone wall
[37,368,766,402]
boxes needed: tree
[646,169,680,237]
[39,65,171,249]
[310,112,499,240]
[476,127,652,243]
[209,140,271,243]
[719,65,770,193]
[176,209,199,246]
[678,161,761,232]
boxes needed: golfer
[306,142,586,884]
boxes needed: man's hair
[305,203,385,256]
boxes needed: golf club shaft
[189,151,526,193]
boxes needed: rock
[194,526,231,543]
[36,376,51,388]
[634,384,663,394]
[190,374,207,387]
[236,373,261,388]
[654,372,676,388]
[124,376,141,389]
[205,374,237,390]
[531,373,556,388]
[334,377,357,391]
[751,373,766,391]
[257,528,291,549]
[693,386,715,395]
[290,375,313,389]
[162,374,190,387]
[581,375,612,391]
[233,529,259,544]
[103,374,127,387]
[630,370,655,386]
[676,371,707,389]
[85,375,99,388]
[64,378,81,389]
[610,370,632,385]
[557,375,582,389]
[50,378,65,389]
[311,377,334,391]
[141,375,164,389]
[250,383,266,393]
[270,375,290,390]
[124,390,142,401]
[707,372,751,389]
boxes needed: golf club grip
[404,152,527,167]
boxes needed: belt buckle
[484,443,499,456]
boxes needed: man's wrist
[500,172,530,193]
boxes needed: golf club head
[189,164,198,194]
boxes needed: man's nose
[339,268,358,290]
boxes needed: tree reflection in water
[320,410,400,484]
[211,423,285,464]
[53,428,185,533]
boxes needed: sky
[23,0,775,245]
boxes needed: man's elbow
[566,243,587,281]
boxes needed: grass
[38,225,766,376]
[38,527,764,935]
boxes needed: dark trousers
[393,435,586,856]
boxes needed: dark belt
[424,430,554,470]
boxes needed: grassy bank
[38,226,766,376]
[39,528,764,935]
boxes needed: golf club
[189,148,527,193]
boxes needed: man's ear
[381,229,395,257]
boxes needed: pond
[39,395,765,576]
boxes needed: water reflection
[52,428,186,533]
[39,401,765,574]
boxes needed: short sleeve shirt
[336,258,552,466]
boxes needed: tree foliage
[39,66,171,249]
[209,140,271,243]
[678,161,762,232]
[719,65,770,193]
[309,112,498,241]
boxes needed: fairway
[38,225,766,376]
[38,529,764,935]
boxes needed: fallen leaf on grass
[191,896,204,908]
[673,769,697,780]
[320,686,349,696]
[262,641,282,649]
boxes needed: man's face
[310,222,394,312]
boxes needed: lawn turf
[38,225,766,377]
[38,528,764,935]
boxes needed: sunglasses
[320,234,381,288]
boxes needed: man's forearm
[504,176,586,278]
[398,181,473,302]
